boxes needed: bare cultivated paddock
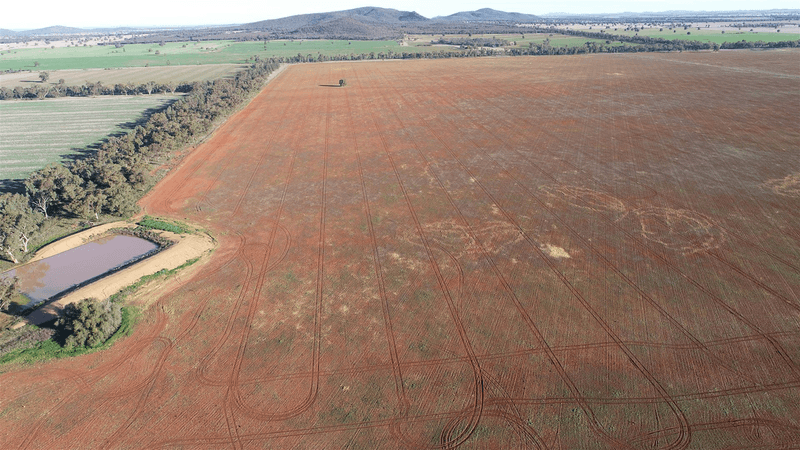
[1,51,799,449]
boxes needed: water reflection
[14,262,48,295]
[1,235,158,308]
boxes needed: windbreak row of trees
[0,61,281,266]
[0,80,193,100]
[262,48,502,63]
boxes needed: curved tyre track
[407,65,800,386]
[350,68,486,449]
[3,57,799,450]
[372,64,689,450]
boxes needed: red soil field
[2,50,799,449]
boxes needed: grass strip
[137,216,188,234]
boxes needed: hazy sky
[3,0,798,30]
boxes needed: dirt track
[1,51,799,448]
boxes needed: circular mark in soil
[540,185,627,213]
[633,207,726,254]
[765,173,800,198]
[399,220,524,260]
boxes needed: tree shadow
[58,99,180,163]
[60,142,103,163]
[117,102,177,130]
[0,179,25,194]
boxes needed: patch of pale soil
[542,244,570,259]
[13,224,215,328]
[765,173,800,198]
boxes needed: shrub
[138,216,187,234]
[56,298,122,349]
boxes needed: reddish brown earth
[2,51,799,449]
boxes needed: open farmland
[551,23,800,44]
[0,63,246,89]
[2,51,800,448]
[407,32,623,48]
[0,95,177,180]
[596,28,800,44]
[0,39,414,72]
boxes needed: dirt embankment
[12,221,215,328]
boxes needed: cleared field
[1,51,799,448]
[608,28,800,43]
[0,63,246,88]
[555,24,800,44]
[0,95,177,180]
[408,32,622,48]
[0,39,413,71]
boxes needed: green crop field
[0,40,415,72]
[0,95,178,180]
[0,64,246,89]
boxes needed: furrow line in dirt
[194,67,310,389]
[229,69,327,422]
[354,64,486,449]
[101,337,174,447]
[631,53,800,80]
[191,329,800,388]
[372,66,550,450]
[343,81,411,429]
[379,63,686,450]
[145,65,287,216]
[412,61,800,388]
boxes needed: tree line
[0,61,280,265]
[0,79,193,100]
[507,37,799,56]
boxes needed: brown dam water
[2,234,159,308]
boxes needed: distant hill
[433,8,539,22]
[239,6,545,39]
[0,28,17,36]
[16,25,87,36]
[291,16,398,40]
[244,7,428,35]
[3,7,542,42]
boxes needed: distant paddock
[0,63,247,89]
